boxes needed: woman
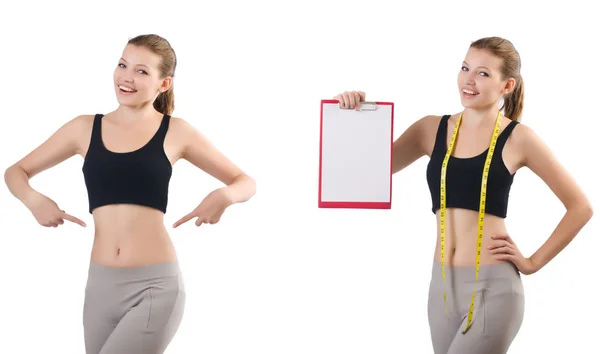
[334,37,592,353]
[4,34,256,354]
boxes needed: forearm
[222,174,256,205]
[4,165,40,209]
[530,203,593,271]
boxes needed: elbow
[584,203,593,222]
[579,196,594,222]
[4,164,17,186]
[569,199,594,223]
[230,173,256,201]
[245,174,257,197]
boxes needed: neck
[113,103,161,124]
[460,105,501,127]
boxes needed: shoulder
[405,114,446,156]
[420,114,446,124]
[51,114,95,142]
[64,114,95,130]
[66,114,97,155]
[70,114,95,136]
[167,116,199,137]
[507,120,536,147]
[416,114,448,137]
[413,114,445,130]
[507,121,551,164]
[166,116,210,146]
[167,116,192,130]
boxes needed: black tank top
[426,114,519,218]
[82,114,173,214]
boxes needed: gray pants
[83,261,186,354]
[427,261,525,354]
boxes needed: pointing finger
[61,212,86,227]
[173,213,194,228]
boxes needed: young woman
[333,37,592,353]
[4,34,256,354]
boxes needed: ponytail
[154,88,175,116]
[502,78,524,122]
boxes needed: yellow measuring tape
[440,110,502,334]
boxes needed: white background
[1,0,598,353]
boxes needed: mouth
[118,85,137,94]
[461,88,480,98]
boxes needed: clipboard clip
[359,102,378,111]
[340,101,378,111]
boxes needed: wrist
[528,256,543,274]
[21,188,42,210]
[219,186,235,207]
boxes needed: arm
[5,115,88,208]
[4,115,89,227]
[392,116,433,174]
[177,118,256,205]
[518,125,593,271]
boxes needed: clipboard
[318,99,394,209]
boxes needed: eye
[138,70,148,75]
[461,66,468,71]
[118,63,126,68]
[479,72,489,77]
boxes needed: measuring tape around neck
[439,110,503,334]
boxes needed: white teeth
[119,85,135,92]
[463,89,478,95]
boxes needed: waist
[90,204,177,267]
[92,204,167,231]
[433,208,509,266]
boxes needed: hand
[488,234,537,275]
[172,188,233,228]
[25,191,86,228]
[334,91,366,110]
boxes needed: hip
[84,259,186,320]
[429,261,523,292]
[428,260,524,313]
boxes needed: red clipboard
[318,99,394,209]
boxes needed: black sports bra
[82,114,173,214]
[426,115,520,218]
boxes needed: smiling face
[113,44,172,109]
[458,47,515,111]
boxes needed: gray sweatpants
[427,261,524,354]
[83,261,186,354]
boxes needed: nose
[119,68,134,83]
[465,72,477,85]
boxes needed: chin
[459,94,491,111]
[115,90,142,105]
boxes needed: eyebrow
[120,58,150,69]
[463,61,490,71]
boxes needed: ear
[159,76,173,93]
[502,77,516,95]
